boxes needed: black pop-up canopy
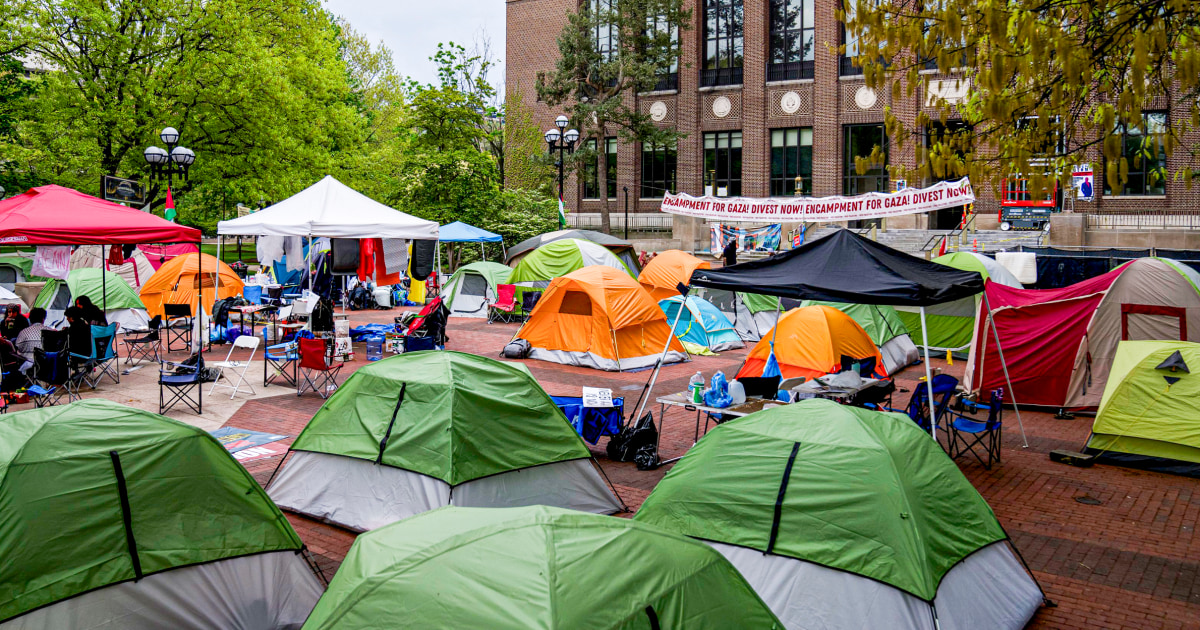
[688,229,984,306]
[682,229,1026,447]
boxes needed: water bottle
[689,371,704,403]
[728,379,746,405]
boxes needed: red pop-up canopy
[0,185,200,245]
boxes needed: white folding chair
[209,334,260,399]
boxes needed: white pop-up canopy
[216,176,439,240]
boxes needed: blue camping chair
[948,388,1004,469]
[243,285,264,305]
[160,355,204,415]
[70,323,119,387]
[890,374,959,434]
[263,339,300,388]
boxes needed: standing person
[15,308,49,363]
[0,305,28,339]
[75,295,108,326]
[721,237,738,267]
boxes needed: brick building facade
[505,0,1199,240]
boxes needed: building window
[704,131,742,197]
[702,0,743,87]
[605,137,618,199]
[843,124,888,194]
[641,143,677,198]
[839,0,861,76]
[769,0,814,81]
[770,128,813,196]
[591,0,617,62]
[647,15,679,91]
[1104,111,1167,196]
[582,139,600,199]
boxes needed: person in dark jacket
[64,306,94,357]
[0,305,28,339]
[722,238,738,267]
[75,295,108,326]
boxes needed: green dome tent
[0,399,321,628]
[1085,340,1200,475]
[508,238,633,314]
[33,267,149,330]
[896,252,1021,351]
[301,505,783,630]
[268,351,622,532]
[634,398,1043,630]
[443,261,511,318]
[800,300,920,373]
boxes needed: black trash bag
[633,444,659,471]
[606,411,657,463]
[174,353,219,382]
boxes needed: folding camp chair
[520,290,543,316]
[164,303,193,352]
[160,356,204,415]
[209,334,260,399]
[264,339,300,387]
[888,374,958,434]
[297,337,343,398]
[29,346,75,406]
[70,323,119,387]
[123,315,163,365]
[487,284,520,324]
[948,388,1004,469]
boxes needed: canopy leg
[920,307,937,442]
[981,292,1029,448]
[101,254,107,312]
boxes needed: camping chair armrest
[160,361,197,375]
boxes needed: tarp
[660,296,743,353]
[966,258,1200,408]
[638,250,711,302]
[287,351,592,486]
[139,243,200,270]
[506,229,639,272]
[438,221,503,243]
[139,253,244,318]
[0,185,200,245]
[516,265,686,371]
[690,229,984,306]
[897,252,1023,350]
[633,398,1009,601]
[0,399,305,623]
[736,305,884,379]
[302,505,783,630]
[216,175,439,240]
[1086,341,1200,468]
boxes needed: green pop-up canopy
[301,505,783,629]
[0,399,306,623]
[288,350,591,486]
[635,398,1008,601]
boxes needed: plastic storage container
[366,336,384,361]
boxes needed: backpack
[310,298,334,332]
[348,285,370,311]
[502,339,531,359]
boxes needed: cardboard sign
[210,427,288,452]
[582,387,614,408]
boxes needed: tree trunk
[598,121,612,234]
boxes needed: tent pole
[634,285,691,441]
[306,232,313,295]
[981,291,1029,448]
[920,307,937,442]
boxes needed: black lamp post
[623,186,629,239]
[545,115,580,204]
[142,126,196,189]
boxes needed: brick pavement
[224,309,1200,629]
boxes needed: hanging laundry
[32,246,71,279]
[381,238,409,275]
[107,244,125,266]
[358,238,401,285]
[256,235,286,269]
[283,236,305,272]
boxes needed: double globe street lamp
[545,115,580,203]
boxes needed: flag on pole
[164,187,177,222]
[557,196,567,229]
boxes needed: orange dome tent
[637,250,711,302]
[139,252,244,319]
[736,305,884,380]
[515,266,687,371]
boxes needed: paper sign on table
[582,387,613,408]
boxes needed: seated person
[75,295,108,326]
[0,335,28,391]
[64,306,95,358]
[14,308,50,363]
[0,305,28,339]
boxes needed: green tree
[503,85,556,193]
[847,0,1200,195]
[537,0,691,233]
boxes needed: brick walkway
[225,310,1200,629]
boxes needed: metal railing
[565,213,673,233]
[920,212,977,251]
[1085,211,1200,230]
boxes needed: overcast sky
[324,0,505,87]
